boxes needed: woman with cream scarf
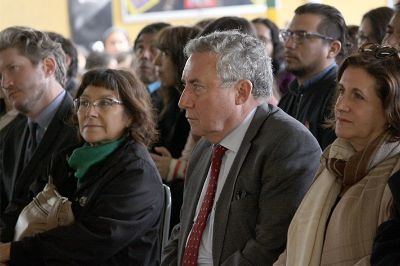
[274,44,400,266]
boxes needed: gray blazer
[162,104,322,265]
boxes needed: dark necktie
[24,122,38,166]
[182,144,227,265]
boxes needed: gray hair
[184,30,273,99]
[0,26,66,87]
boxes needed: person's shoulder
[115,140,162,183]
[118,140,157,168]
[258,104,307,130]
[255,104,320,145]
[316,65,338,88]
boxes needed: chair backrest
[160,184,172,256]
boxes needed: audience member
[382,3,400,50]
[133,22,170,114]
[274,43,400,265]
[278,3,347,150]
[151,25,201,232]
[194,18,215,30]
[85,51,117,71]
[199,16,256,37]
[0,90,18,131]
[346,25,360,56]
[116,50,135,69]
[47,31,80,97]
[252,17,295,98]
[102,26,131,56]
[0,69,163,265]
[0,26,78,242]
[161,30,321,265]
[371,5,400,265]
[371,170,400,265]
[76,44,88,80]
[357,7,394,47]
[152,131,200,182]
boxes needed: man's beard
[286,63,314,79]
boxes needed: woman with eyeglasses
[357,7,393,48]
[0,69,163,265]
[274,44,400,265]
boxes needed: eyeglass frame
[279,30,335,44]
[358,43,399,59]
[74,97,124,113]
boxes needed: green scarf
[68,139,124,181]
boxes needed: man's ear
[42,57,57,77]
[327,40,342,59]
[235,79,253,105]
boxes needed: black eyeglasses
[279,30,335,44]
[358,43,399,59]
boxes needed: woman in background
[252,17,295,99]
[357,6,393,47]
[150,25,201,232]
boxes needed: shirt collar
[219,107,257,153]
[29,90,65,130]
[147,80,161,94]
[302,63,337,88]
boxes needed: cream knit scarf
[274,132,400,266]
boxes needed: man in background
[278,3,347,150]
[133,22,170,114]
[0,26,78,242]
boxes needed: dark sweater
[278,66,337,150]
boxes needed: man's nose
[284,37,297,49]
[1,74,13,90]
[141,49,152,60]
[178,87,192,110]
[85,104,100,117]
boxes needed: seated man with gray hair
[161,30,321,265]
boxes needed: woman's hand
[151,146,172,179]
[0,243,10,264]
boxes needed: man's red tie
[182,144,227,265]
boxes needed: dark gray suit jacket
[0,93,78,242]
[162,104,322,265]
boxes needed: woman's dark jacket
[9,139,164,266]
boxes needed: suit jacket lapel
[15,94,73,196]
[9,118,29,198]
[213,103,273,264]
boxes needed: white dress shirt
[191,108,256,265]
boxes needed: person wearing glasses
[0,69,164,265]
[274,43,400,265]
[278,3,347,150]
[382,2,400,50]
[357,7,393,48]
